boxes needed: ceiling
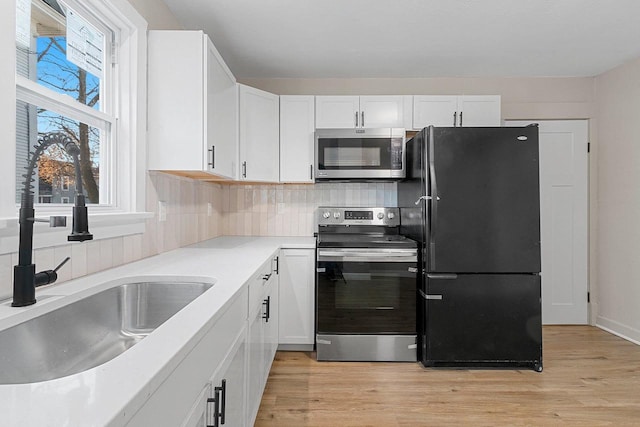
[161,0,640,79]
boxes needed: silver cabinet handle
[361,111,364,127]
[459,111,463,126]
[242,161,247,178]
[453,112,457,126]
[310,164,313,180]
[355,111,359,127]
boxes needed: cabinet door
[315,96,360,128]
[209,328,247,427]
[180,384,210,427]
[148,31,205,171]
[278,249,315,345]
[359,95,406,128]
[263,276,279,372]
[206,36,238,178]
[413,95,459,128]
[239,85,280,182]
[280,96,315,182]
[458,95,501,127]
[246,303,265,427]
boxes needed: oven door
[316,248,417,335]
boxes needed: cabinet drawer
[248,258,275,315]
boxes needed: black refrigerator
[398,126,543,372]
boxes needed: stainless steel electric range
[315,207,418,362]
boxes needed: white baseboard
[596,315,640,346]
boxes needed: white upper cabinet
[457,95,502,127]
[413,95,501,128]
[280,96,315,183]
[206,37,238,179]
[239,84,280,182]
[315,95,409,129]
[315,96,360,128]
[148,30,238,179]
[359,96,408,128]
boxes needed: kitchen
[1,0,640,425]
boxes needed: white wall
[127,0,182,30]
[594,57,640,344]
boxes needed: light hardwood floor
[256,326,640,426]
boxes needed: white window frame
[0,0,150,254]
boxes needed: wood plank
[256,326,640,426]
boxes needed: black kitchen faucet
[12,133,93,307]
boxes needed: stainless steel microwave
[315,128,406,180]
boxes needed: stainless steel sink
[0,280,213,384]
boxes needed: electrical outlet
[207,202,213,217]
[277,202,285,214]
[158,201,167,222]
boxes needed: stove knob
[333,212,341,219]
[387,212,395,220]
[322,211,331,219]
[377,212,385,220]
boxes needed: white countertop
[0,236,315,427]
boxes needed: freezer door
[427,126,541,273]
[421,273,542,370]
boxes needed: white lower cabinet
[128,252,286,427]
[126,289,247,427]
[181,384,211,427]
[182,328,246,427]
[246,255,280,426]
[278,249,315,347]
[207,328,247,427]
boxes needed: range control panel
[317,207,400,227]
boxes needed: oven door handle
[317,249,417,263]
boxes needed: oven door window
[317,260,417,334]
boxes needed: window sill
[0,211,154,255]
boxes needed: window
[1,0,148,253]
[15,0,112,206]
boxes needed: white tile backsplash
[0,254,12,300]
[221,182,397,237]
[71,243,88,279]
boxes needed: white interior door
[506,120,588,324]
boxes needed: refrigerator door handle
[414,195,440,205]
[426,273,458,280]
[419,289,443,300]
[427,126,439,269]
